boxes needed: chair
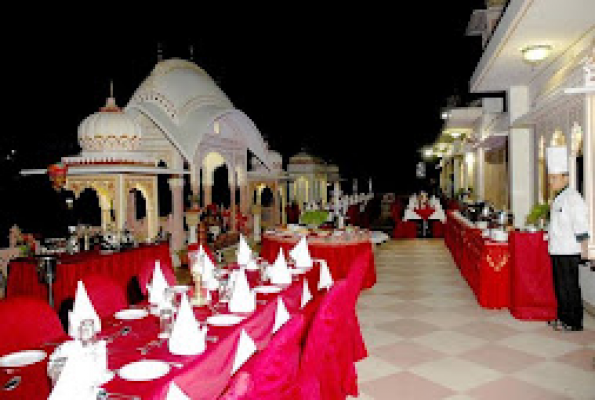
[218,314,307,399]
[81,274,128,318]
[345,248,373,362]
[298,280,358,400]
[0,296,65,356]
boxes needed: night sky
[0,2,488,239]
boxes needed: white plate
[253,285,283,294]
[171,285,191,293]
[289,268,308,275]
[114,309,149,320]
[206,314,245,326]
[118,360,171,381]
[0,350,46,368]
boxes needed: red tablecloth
[509,231,557,321]
[1,261,357,400]
[445,212,510,309]
[6,243,174,311]
[260,234,376,289]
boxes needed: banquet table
[445,211,510,309]
[6,242,173,311]
[0,262,328,400]
[260,230,376,289]
[508,231,557,320]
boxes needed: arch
[76,188,102,227]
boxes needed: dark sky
[2,2,486,195]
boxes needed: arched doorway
[76,188,102,227]
[213,164,231,208]
[127,188,148,240]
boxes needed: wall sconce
[521,44,552,64]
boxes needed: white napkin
[231,328,257,375]
[246,258,259,271]
[147,260,170,307]
[301,279,313,309]
[200,252,219,291]
[166,382,191,400]
[228,268,256,313]
[68,281,101,339]
[237,234,252,265]
[267,249,292,285]
[168,293,207,356]
[289,236,313,269]
[272,297,290,334]
[48,342,101,400]
[316,259,334,291]
[190,244,208,274]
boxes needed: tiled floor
[351,239,595,400]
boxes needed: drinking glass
[79,319,96,347]
[164,287,176,310]
[158,308,174,339]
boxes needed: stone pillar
[508,86,535,227]
[203,185,212,206]
[475,147,485,201]
[115,174,126,234]
[168,176,185,255]
[229,180,236,231]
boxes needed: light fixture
[521,45,552,64]
[441,111,450,120]
[424,148,434,158]
[450,131,462,139]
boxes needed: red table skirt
[260,236,376,290]
[509,232,557,320]
[445,212,510,309]
[6,243,173,310]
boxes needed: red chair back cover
[81,274,128,318]
[0,296,65,356]
[345,248,373,361]
[218,314,307,399]
[299,280,358,400]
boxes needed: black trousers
[550,254,583,329]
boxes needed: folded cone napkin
[168,293,207,356]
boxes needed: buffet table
[260,230,376,289]
[6,243,174,311]
[0,260,351,400]
[509,231,557,320]
[445,211,510,309]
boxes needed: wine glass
[79,319,96,347]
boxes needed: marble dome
[78,96,142,152]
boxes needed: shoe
[554,323,583,332]
[547,320,560,329]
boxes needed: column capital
[168,177,184,188]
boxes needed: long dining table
[1,261,330,400]
[6,242,173,311]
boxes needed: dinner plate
[0,349,46,368]
[289,268,308,275]
[114,308,149,320]
[253,285,283,294]
[206,314,245,326]
[118,360,171,381]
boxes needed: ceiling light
[521,45,552,64]
[450,131,462,139]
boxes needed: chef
[546,146,590,332]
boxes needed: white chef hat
[546,146,569,174]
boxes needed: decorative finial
[189,44,194,61]
[101,79,120,112]
[109,80,114,98]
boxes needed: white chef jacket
[549,187,590,255]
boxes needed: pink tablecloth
[260,234,376,289]
[6,243,174,310]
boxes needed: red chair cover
[299,280,358,399]
[393,220,417,239]
[218,314,307,399]
[81,274,128,318]
[345,248,373,362]
[391,201,403,222]
[0,296,65,356]
[432,220,445,238]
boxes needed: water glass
[158,308,174,339]
[79,319,96,347]
[164,287,176,310]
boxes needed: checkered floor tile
[350,239,595,400]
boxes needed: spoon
[2,375,21,391]
[106,326,131,343]
[96,388,139,399]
